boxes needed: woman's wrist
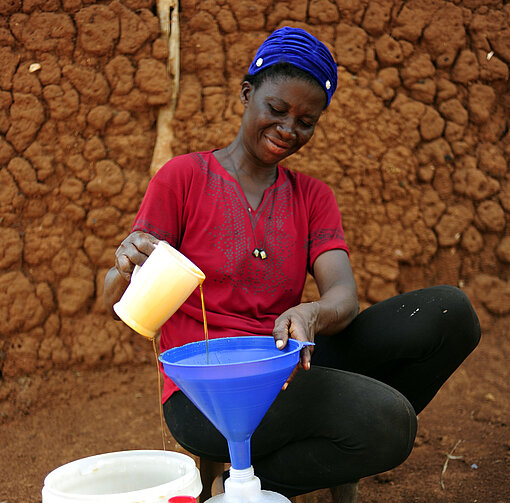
[312,294,358,336]
[307,300,321,335]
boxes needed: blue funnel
[159,336,312,470]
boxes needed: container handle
[296,341,315,350]
[131,264,141,280]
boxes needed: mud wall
[0,0,509,416]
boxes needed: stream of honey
[199,283,209,363]
[154,283,209,450]
[152,336,166,451]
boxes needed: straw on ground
[440,439,463,490]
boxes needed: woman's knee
[363,386,417,470]
[431,285,481,351]
[387,393,417,466]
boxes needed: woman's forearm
[311,249,359,336]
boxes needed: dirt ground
[0,313,508,503]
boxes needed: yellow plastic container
[114,241,205,339]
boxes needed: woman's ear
[240,81,253,107]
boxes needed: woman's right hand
[104,231,160,317]
[114,231,161,282]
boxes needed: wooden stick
[151,0,180,176]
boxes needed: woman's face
[239,76,326,166]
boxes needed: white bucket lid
[41,450,202,503]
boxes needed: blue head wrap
[247,27,338,107]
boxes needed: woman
[104,27,480,502]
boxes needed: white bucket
[41,450,202,503]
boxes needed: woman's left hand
[272,249,359,390]
[273,301,320,386]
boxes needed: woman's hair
[243,62,328,109]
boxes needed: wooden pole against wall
[150,0,180,176]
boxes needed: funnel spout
[227,438,252,470]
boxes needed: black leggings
[164,286,481,497]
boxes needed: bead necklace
[226,148,278,260]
